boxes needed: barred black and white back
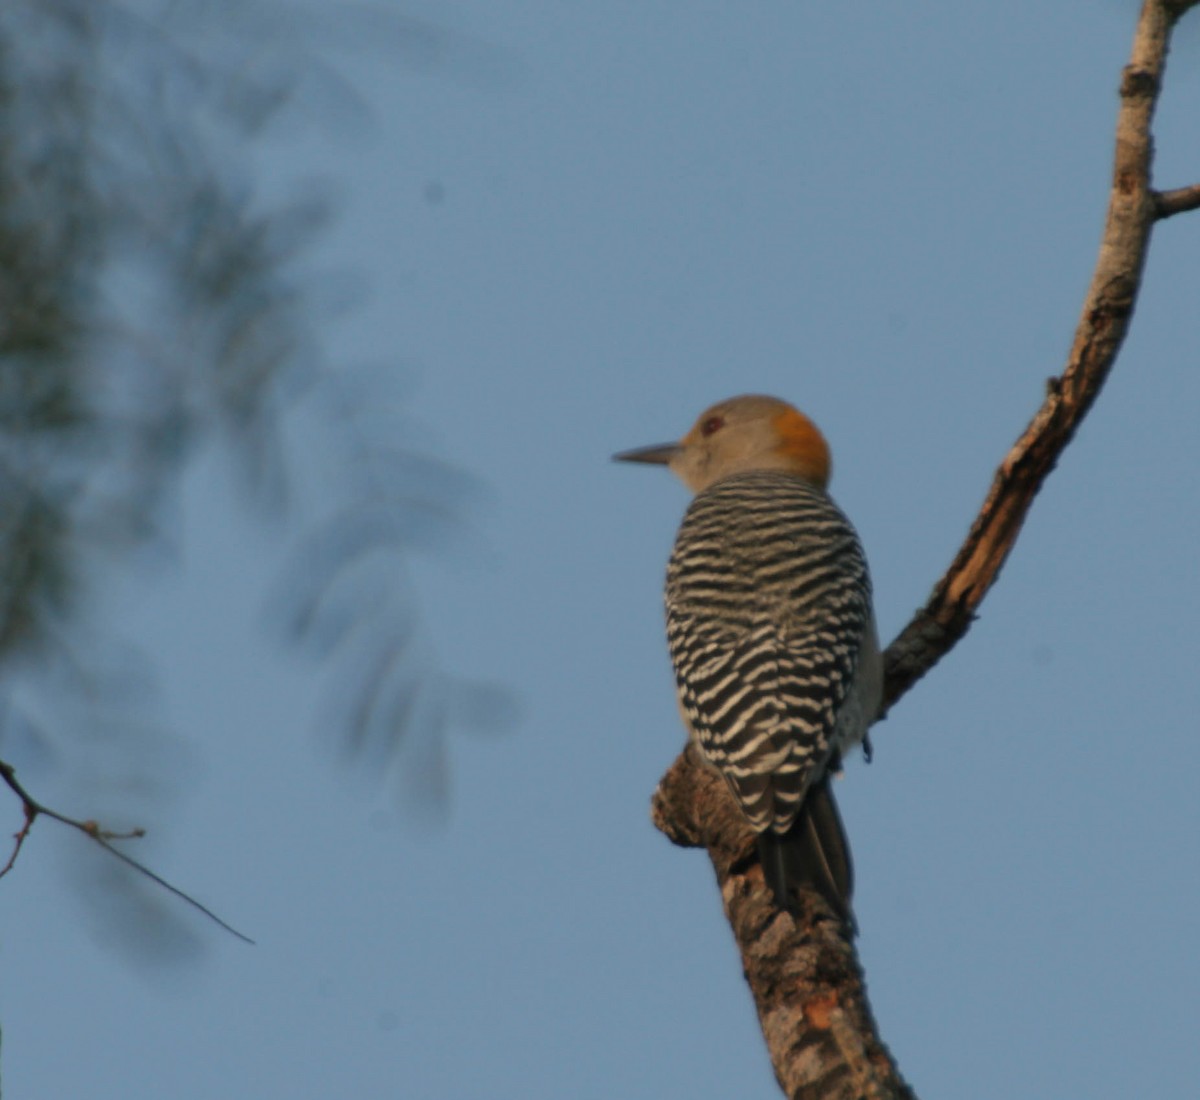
[665,470,879,841]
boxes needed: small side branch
[0,767,37,877]
[1153,183,1200,219]
[0,758,253,944]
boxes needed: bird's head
[614,394,831,493]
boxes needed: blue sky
[4,2,1199,1097]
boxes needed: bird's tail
[757,775,856,931]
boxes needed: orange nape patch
[772,407,831,488]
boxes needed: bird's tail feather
[757,775,856,931]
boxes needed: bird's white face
[670,395,831,494]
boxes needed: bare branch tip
[1152,183,1200,220]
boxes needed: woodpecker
[616,394,881,925]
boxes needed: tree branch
[0,758,254,944]
[882,0,1192,711]
[1153,182,1200,219]
[653,749,915,1100]
[649,3,1198,1096]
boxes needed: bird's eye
[701,416,724,436]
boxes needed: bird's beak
[612,442,682,466]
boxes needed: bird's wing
[666,475,871,834]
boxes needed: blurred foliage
[0,0,510,954]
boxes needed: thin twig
[0,759,253,944]
[0,772,36,878]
